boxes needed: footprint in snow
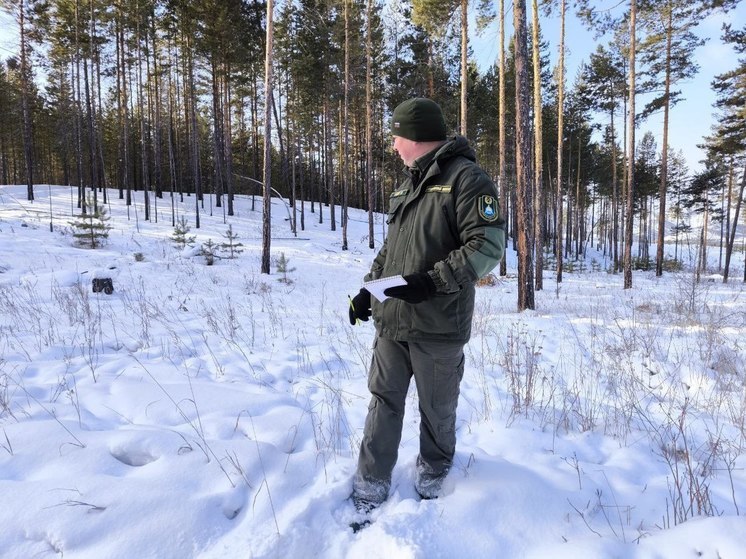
[109,446,158,467]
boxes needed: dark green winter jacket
[366,136,505,342]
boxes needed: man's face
[393,135,419,167]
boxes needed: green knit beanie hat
[391,98,447,141]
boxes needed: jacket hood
[434,135,476,163]
[409,136,475,178]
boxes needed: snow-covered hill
[1,185,745,558]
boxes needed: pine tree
[220,224,244,259]
[171,216,196,249]
[708,24,746,282]
[201,239,218,265]
[577,44,627,272]
[69,195,110,248]
[638,0,706,277]
[275,252,296,284]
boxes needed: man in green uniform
[348,97,505,518]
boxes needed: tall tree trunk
[426,40,435,97]
[167,44,178,226]
[136,14,150,222]
[700,190,710,277]
[624,0,637,289]
[261,0,274,274]
[19,0,34,201]
[325,100,334,229]
[498,0,507,277]
[513,0,535,311]
[655,5,673,277]
[610,104,619,272]
[575,136,582,258]
[83,8,98,210]
[342,0,350,251]
[150,10,163,202]
[224,66,235,216]
[211,60,225,211]
[93,2,106,203]
[556,0,566,283]
[723,165,744,282]
[460,0,468,135]
[186,33,201,228]
[117,2,131,204]
[74,1,85,211]
[84,52,96,204]
[531,0,543,290]
[366,0,375,250]
[719,177,727,270]
[252,69,260,209]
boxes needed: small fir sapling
[69,195,111,249]
[171,216,196,249]
[201,239,218,265]
[275,252,296,284]
[220,224,244,259]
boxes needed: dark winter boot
[415,456,449,500]
[349,494,380,533]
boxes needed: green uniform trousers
[353,335,466,503]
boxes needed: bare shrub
[499,324,550,424]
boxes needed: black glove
[384,272,437,304]
[349,288,372,325]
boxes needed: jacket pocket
[410,292,461,337]
[386,194,406,224]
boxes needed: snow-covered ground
[1,184,745,559]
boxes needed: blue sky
[1,3,744,174]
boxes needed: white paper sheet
[363,275,407,302]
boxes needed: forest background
[0,0,745,306]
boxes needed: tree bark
[366,0,375,250]
[261,0,274,274]
[531,0,543,290]
[513,0,535,311]
[723,165,745,282]
[342,0,350,251]
[460,0,468,136]
[19,0,34,201]
[498,0,507,277]
[655,6,673,277]
[556,0,566,283]
[624,0,637,290]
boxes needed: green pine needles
[69,195,111,249]
[171,216,196,250]
[220,224,244,259]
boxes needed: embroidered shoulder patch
[426,185,452,193]
[478,195,499,222]
[391,188,408,198]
